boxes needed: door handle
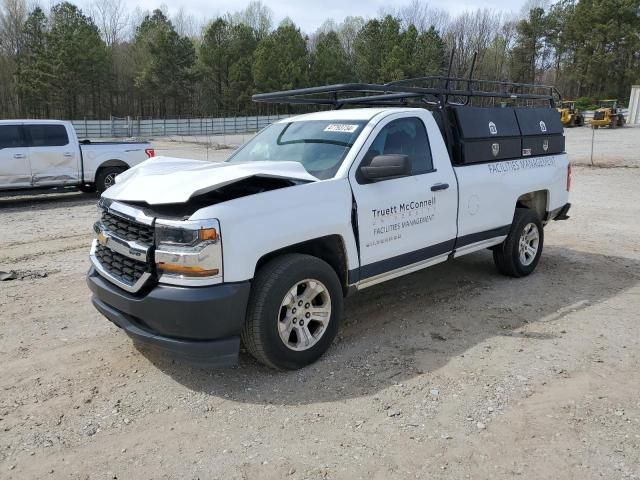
[63,152,73,157]
[13,153,25,159]
[431,183,449,192]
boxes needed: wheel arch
[254,235,350,296]
[96,159,129,174]
[516,190,549,221]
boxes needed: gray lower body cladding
[87,267,251,366]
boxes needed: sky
[73,0,531,33]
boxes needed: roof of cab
[278,107,426,123]
[0,119,69,125]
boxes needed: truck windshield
[227,120,367,179]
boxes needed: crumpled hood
[103,156,318,205]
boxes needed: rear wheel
[493,208,544,277]
[96,166,125,194]
[242,254,343,370]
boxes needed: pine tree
[16,7,50,116]
[310,31,353,85]
[253,20,308,93]
[47,2,109,118]
[133,10,196,116]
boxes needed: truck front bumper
[87,267,251,367]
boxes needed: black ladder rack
[252,76,562,109]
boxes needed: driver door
[0,124,31,188]
[348,113,458,285]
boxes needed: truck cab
[0,121,79,189]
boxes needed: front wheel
[493,208,544,277]
[242,254,343,370]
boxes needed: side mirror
[359,154,411,182]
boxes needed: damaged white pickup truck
[87,78,571,369]
[0,120,154,193]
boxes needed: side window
[26,124,69,147]
[0,125,25,149]
[363,117,433,176]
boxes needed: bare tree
[0,0,28,55]
[172,6,202,39]
[444,9,504,77]
[230,0,273,39]
[0,0,27,117]
[379,0,450,33]
[89,0,129,47]
[309,19,338,51]
[399,0,450,33]
[336,16,365,61]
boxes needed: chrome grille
[91,201,155,293]
[101,209,154,245]
[94,243,151,287]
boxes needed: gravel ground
[1,135,639,479]
[563,124,640,167]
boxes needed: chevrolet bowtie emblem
[97,231,107,245]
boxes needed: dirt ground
[1,133,640,479]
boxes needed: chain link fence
[71,114,291,139]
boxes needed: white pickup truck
[0,120,154,194]
[87,79,571,370]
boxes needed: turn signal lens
[199,228,218,241]
[157,264,220,277]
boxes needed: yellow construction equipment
[590,100,626,128]
[557,100,585,127]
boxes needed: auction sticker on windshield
[324,124,359,133]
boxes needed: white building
[628,85,640,125]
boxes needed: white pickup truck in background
[0,120,154,194]
[87,78,572,370]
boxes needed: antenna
[463,52,478,106]
[444,46,456,105]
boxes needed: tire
[242,254,343,370]
[493,208,544,278]
[96,167,125,194]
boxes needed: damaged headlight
[154,218,223,286]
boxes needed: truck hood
[103,156,318,205]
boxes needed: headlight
[154,218,223,286]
